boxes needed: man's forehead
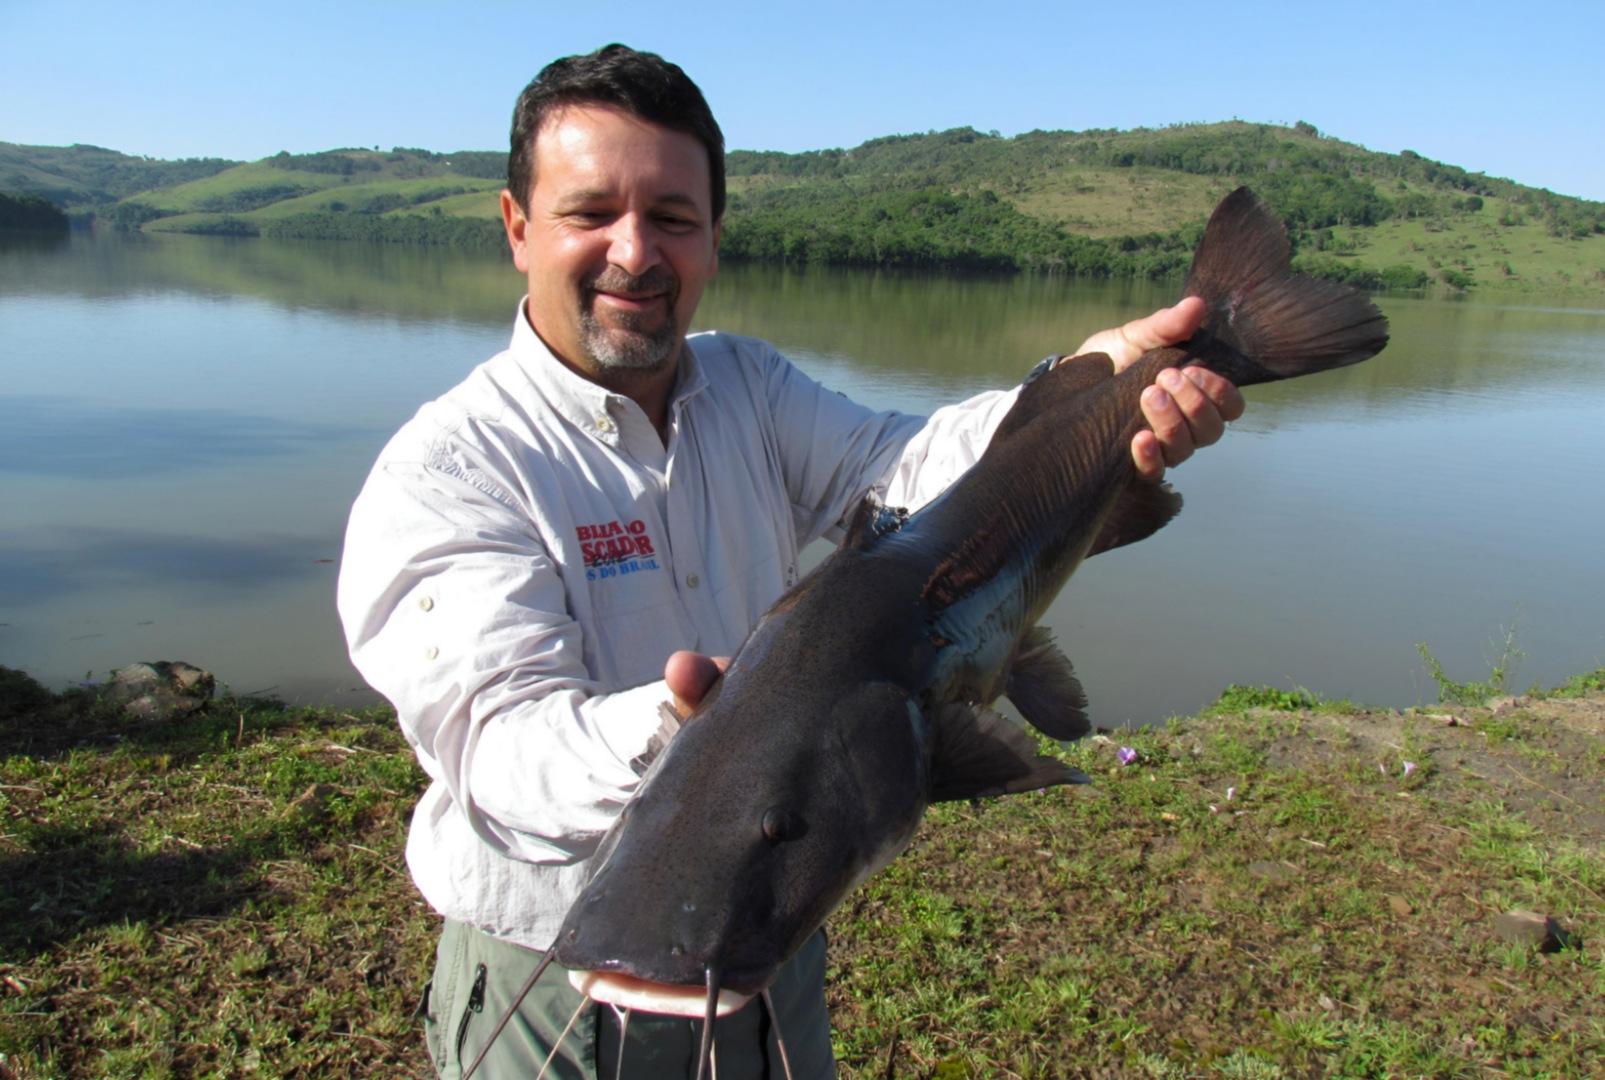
[533,104,707,175]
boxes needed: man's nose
[605,214,658,276]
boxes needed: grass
[1,664,1600,1078]
[1331,195,1605,295]
[0,680,436,1078]
[140,175,506,238]
[1416,627,1524,707]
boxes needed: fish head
[553,675,930,1013]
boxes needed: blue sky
[4,0,1602,200]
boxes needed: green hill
[0,142,238,212]
[5,125,1603,292]
[719,123,1605,291]
[105,148,505,242]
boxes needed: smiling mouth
[586,267,678,316]
[592,289,668,310]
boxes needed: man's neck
[586,361,678,439]
[525,304,679,439]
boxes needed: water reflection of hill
[700,264,1605,430]
[0,233,521,326]
[7,235,1602,429]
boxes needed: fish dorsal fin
[1088,480,1184,558]
[1006,626,1091,741]
[928,702,1090,802]
[842,494,910,551]
[629,701,685,777]
[989,352,1118,446]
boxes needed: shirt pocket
[586,573,698,690]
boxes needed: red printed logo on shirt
[577,519,661,581]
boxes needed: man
[337,44,1242,1079]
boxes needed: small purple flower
[1117,746,1138,766]
[1225,786,1237,802]
[1402,761,1418,779]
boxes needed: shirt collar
[508,300,709,441]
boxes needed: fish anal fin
[928,702,1090,802]
[1006,627,1091,741]
[1088,480,1184,558]
[843,493,910,551]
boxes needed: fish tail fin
[1182,187,1389,387]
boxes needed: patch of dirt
[1264,694,1605,843]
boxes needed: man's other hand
[665,650,730,718]
[1073,296,1245,481]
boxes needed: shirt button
[686,573,701,589]
[418,596,434,612]
[596,415,615,433]
[425,646,439,660]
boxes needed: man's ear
[500,189,530,273]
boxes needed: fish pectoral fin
[928,702,1089,802]
[1087,480,1184,558]
[1006,627,1091,741]
[629,701,685,777]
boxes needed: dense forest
[4,123,1603,291]
[0,192,68,231]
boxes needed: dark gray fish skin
[553,187,1390,999]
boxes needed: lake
[2,232,1602,724]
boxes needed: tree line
[0,192,69,231]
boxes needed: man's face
[502,104,720,382]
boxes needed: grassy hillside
[111,149,505,241]
[6,125,1604,291]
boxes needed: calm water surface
[3,233,1602,723]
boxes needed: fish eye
[761,807,806,843]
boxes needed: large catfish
[542,187,1386,1062]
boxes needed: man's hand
[665,650,730,718]
[1072,296,1245,481]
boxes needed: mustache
[586,267,679,298]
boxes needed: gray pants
[423,919,835,1079]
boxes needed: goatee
[580,267,682,373]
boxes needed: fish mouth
[567,969,752,1018]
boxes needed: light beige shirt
[337,306,1019,948]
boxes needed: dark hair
[508,44,725,221]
